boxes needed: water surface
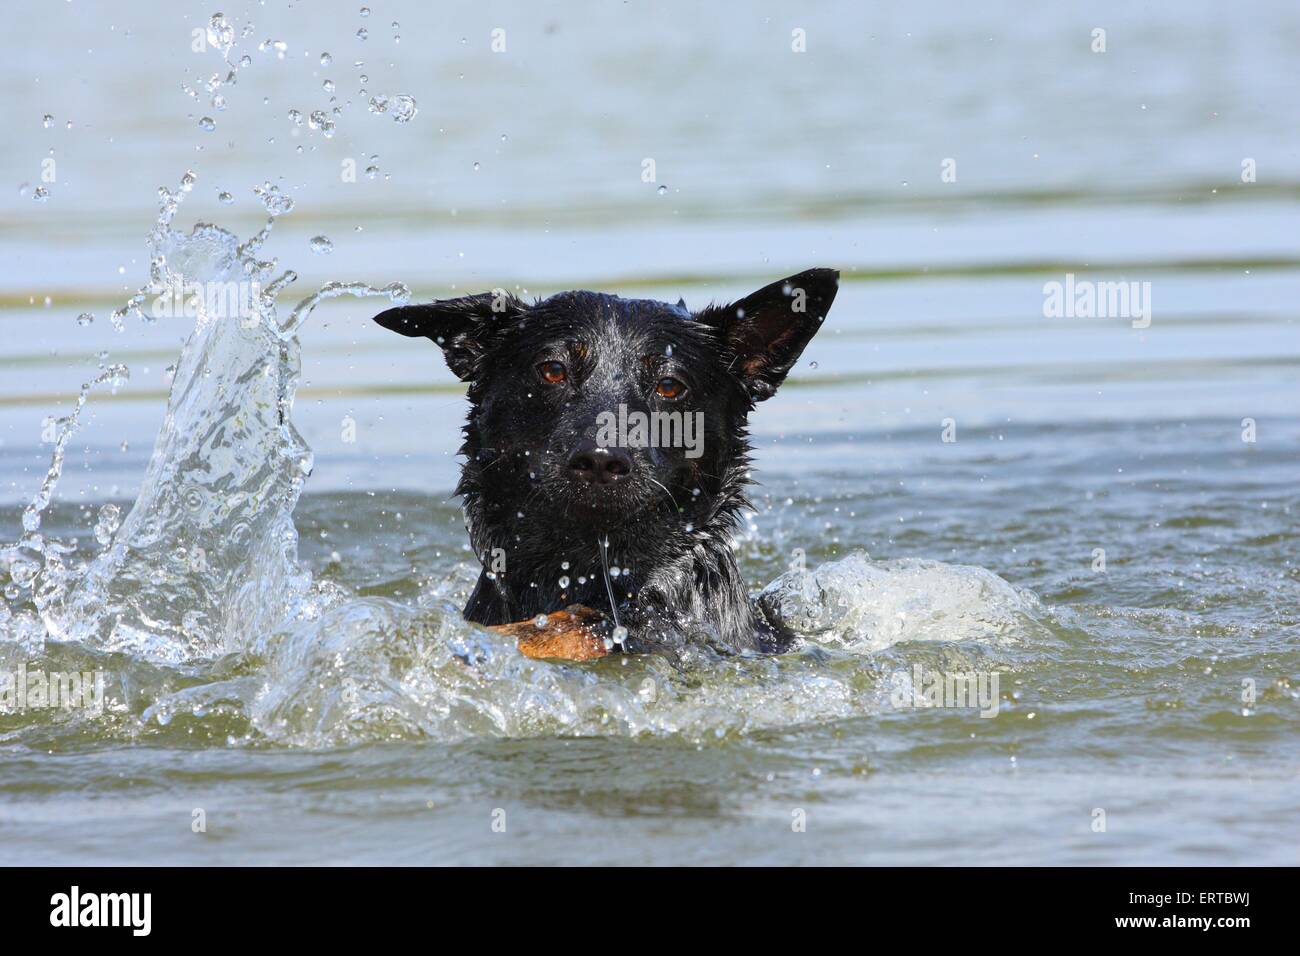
[1,0,1297,865]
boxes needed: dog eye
[537,361,567,384]
[655,376,687,399]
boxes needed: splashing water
[0,9,1049,746]
[2,173,408,667]
[0,169,1049,743]
[759,552,1046,653]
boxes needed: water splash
[0,170,1044,742]
[2,173,407,664]
[0,8,1049,745]
[759,551,1046,652]
[1,364,129,631]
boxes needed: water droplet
[533,614,549,629]
[309,235,333,255]
[359,6,370,15]
[198,116,216,132]
[253,181,295,216]
[308,110,336,137]
[42,113,54,128]
[657,184,667,195]
[367,93,416,123]
[33,186,49,202]
[356,27,368,40]
[320,51,332,66]
[322,78,335,94]
[558,576,570,588]
[206,13,235,54]
[93,503,122,546]
[217,190,234,204]
[288,108,303,126]
[560,560,570,570]
[9,559,38,589]
[76,312,94,327]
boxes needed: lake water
[1,0,1297,864]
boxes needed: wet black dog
[373,268,837,655]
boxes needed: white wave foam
[760,551,1044,652]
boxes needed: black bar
[0,867,1280,940]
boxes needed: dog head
[372,268,838,561]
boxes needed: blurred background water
[0,0,1297,864]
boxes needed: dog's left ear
[696,268,838,401]
[372,292,526,381]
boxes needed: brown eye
[538,361,567,384]
[656,376,686,399]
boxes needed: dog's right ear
[372,292,525,381]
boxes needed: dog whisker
[646,477,679,512]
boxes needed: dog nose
[569,444,633,484]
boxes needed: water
[1,0,1298,865]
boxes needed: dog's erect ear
[372,292,526,381]
[696,268,838,401]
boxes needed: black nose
[569,443,633,485]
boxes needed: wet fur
[373,268,838,655]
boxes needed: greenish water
[1,0,1298,864]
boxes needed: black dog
[373,268,838,656]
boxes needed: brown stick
[490,605,611,661]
